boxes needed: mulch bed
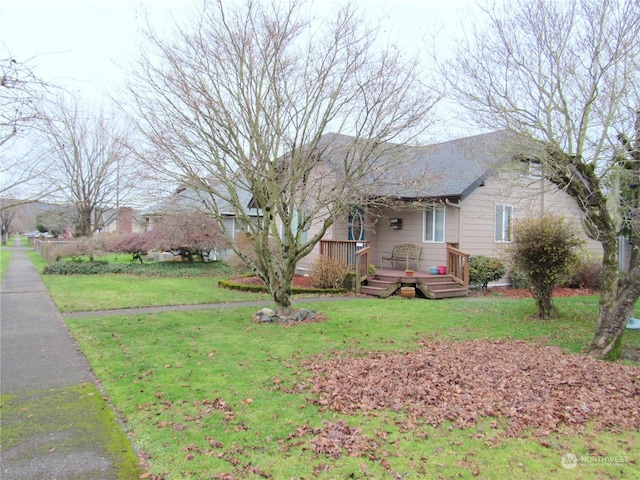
[481,286,600,298]
[229,275,315,289]
[298,339,640,439]
[233,276,599,298]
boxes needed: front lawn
[42,274,270,312]
[66,296,640,479]
[28,251,270,312]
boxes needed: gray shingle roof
[143,184,257,217]
[313,130,519,201]
[396,130,519,200]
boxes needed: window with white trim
[423,204,445,243]
[494,205,513,242]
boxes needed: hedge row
[42,260,235,277]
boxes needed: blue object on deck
[626,317,640,330]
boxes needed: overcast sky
[1,0,477,138]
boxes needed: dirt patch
[230,275,315,289]
[299,339,640,438]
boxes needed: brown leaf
[302,339,640,438]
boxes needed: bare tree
[1,54,46,147]
[126,0,439,315]
[39,95,138,237]
[1,55,57,205]
[445,0,640,359]
[0,198,18,244]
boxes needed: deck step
[361,284,398,298]
[375,274,402,283]
[359,273,469,300]
[426,281,462,290]
[419,275,455,284]
[367,279,396,289]
[417,283,469,299]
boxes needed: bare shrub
[309,255,350,289]
[51,235,113,262]
[564,255,604,289]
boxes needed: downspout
[540,174,546,216]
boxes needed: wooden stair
[417,275,469,299]
[360,275,399,298]
[360,273,468,299]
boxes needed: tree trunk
[272,285,293,317]
[587,240,640,359]
[531,283,557,319]
[76,209,92,237]
[262,257,296,317]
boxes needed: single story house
[298,130,602,296]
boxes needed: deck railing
[353,246,370,294]
[447,244,470,289]
[319,240,369,268]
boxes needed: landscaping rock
[254,308,318,323]
[254,308,281,323]
[290,308,317,322]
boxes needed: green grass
[26,251,270,312]
[0,247,10,282]
[42,274,270,312]
[43,275,269,312]
[65,296,640,479]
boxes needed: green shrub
[42,260,236,277]
[309,255,350,289]
[469,256,506,289]
[508,265,530,289]
[508,215,584,319]
[43,261,116,275]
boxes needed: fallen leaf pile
[301,339,640,437]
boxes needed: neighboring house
[99,207,145,234]
[142,184,261,259]
[301,130,602,291]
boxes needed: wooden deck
[361,268,469,299]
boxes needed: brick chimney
[117,207,133,234]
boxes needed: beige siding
[459,172,602,259]
[298,167,602,274]
[369,205,459,270]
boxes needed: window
[521,158,542,178]
[424,204,445,243]
[348,207,365,241]
[284,207,308,244]
[494,205,513,242]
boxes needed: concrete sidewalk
[0,243,143,479]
